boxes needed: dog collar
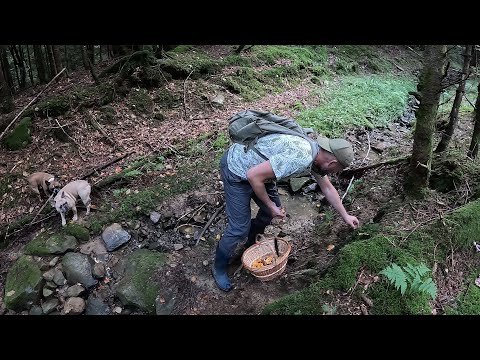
[47,177,55,183]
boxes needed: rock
[211,94,225,108]
[43,287,54,298]
[202,260,209,267]
[49,257,59,267]
[101,223,131,252]
[29,305,43,315]
[173,243,184,251]
[155,288,178,315]
[63,297,85,315]
[66,284,86,298]
[52,269,67,286]
[24,232,78,256]
[41,298,59,314]
[150,211,161,224]
[113,306,123,314]
[79,238,108,256]
[93,263,106,279]
[289,177,312,193]
[85,296,111,315]
[62,253,98,288]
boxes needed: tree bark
[0,56,14,113]
[10,45,26,89]
[435,45,473,152]
[26,45,35,86]
[87,45,95,65]
[81,45,89,69]
[33,45,47,84]
[52,45,62,73]
[468,82,480,158]
[405,45,447,196]
[0,46,14,90]
[46,45,57,78]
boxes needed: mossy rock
[99,105,116,124]
[71,83,115,109]
[64,223,90,242]
[4,255,44,311]
[153,88,180,109]
[32,96,70,117]
[3,117,32,150]
[128,89,154,114]
[161,50,220,79]
[115,249,167,313]
[24,231,78,255]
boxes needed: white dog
[54,180,91,226]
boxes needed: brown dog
[54,180,92,226]
[27,172,62,200]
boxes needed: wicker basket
[241,234,292,282]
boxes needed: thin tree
[0,57,14,113]
[33,45,47,84]
[435,45,473,152]
[405,45,447,196]
[0,46,14,90]
[46,45,57,79]
[25,45,34,86]
[52,45,62,74]
[81,45,89,69]
[468,82,480,158]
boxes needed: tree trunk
[0,46,14,90]
[33,45,47,84]
[18,45,27,88]
[468,82,480,158]
[26,45,35,86]
[8,47,21,91]
[0,57,14,113]
[435,45,473,153]
[52,45,62,73]
[405,45,447,196]
[81,46,89,69]
[10,45,26,89]
[99,45,102,62]
[87,45,94,65]
[46,45,57,78]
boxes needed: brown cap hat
[316,138,354,168]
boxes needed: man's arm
[246,161,285,219]
[313,173,359,229]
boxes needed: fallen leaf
[326,244,335,251]
[114,166,122,173]
[6,290,15,297]
[475,276,480,288]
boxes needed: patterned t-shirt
[227,134,314,181]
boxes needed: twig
[341,176,355,203]
[86,112,117,147]
[174,203,207,230]
[183,69,195,120]
[463,94,476,108]
[29,193,54,226]
[0,68,66,142]
[54,118,88,161]
[407,46,422,58]
[360,130,371,166]
[194,203,225,246]
[80,151,133,180]
[341,156,410,177]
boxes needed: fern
[379,262,437,300]
[379,263,407,295]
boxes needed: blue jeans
[218,152,281,258]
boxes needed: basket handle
[255,234,267,244]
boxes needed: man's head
[314,137,354,174]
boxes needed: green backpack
[228,110,319,160]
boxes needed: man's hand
[270,204,286,220]
[344,214,359,229]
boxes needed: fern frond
[380,263,407,295]
[419,278,437,300]
[414,263,430,277]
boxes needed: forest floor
[0,45,479,315]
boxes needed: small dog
[54,180,92,226]
[27,172,62,200]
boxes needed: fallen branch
[0,67,66,142]
[341,176,355,203]
[194,203,225,246]
[86,112,117,147]
[81,151,133,180]
[341,156,410,178]
[29,193,55,226]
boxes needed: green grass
[296,75,416,137]
[438,78,479,116]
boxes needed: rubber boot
[212,245,232,292]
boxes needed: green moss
[64,223,90,242]
[4,255,43,311]
[72,83,115,108]
[162,48,220,79]
[32,96,70,117]
[3,117,32,150]
[222,55,252,67]
[128,89,154,113]
[450,272,480,315]
[448,200,480,248]
[368,281,431,315]
[99,105,116,123]
[116,249,167,313]
[24,231,77,255]
[154,88,180,109]
[222,67,266,101]
[254,45,327,67]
